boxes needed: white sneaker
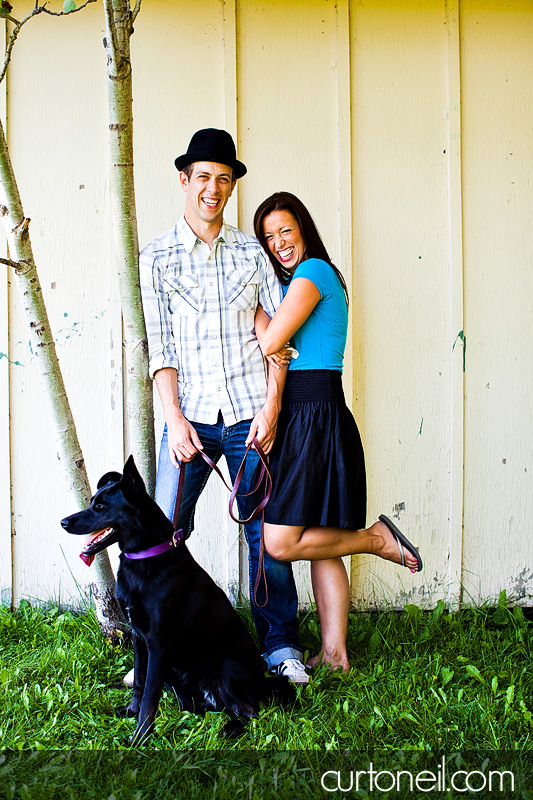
[123,667,134,688]
[271,658,309,685]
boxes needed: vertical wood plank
[0,18,13,606]
[445,0,465,604]
[223,0,239,230]
[460,0,533,603]
[349,1,452,607]
[222,0,241,599]
[335,0,354,592]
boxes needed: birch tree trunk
[103,0,155,497]
[0,117,123,637]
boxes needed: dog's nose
[60,518,70,529]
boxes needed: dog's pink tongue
[79,528,110,567]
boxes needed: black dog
[61,456,294,744]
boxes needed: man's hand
[167,415,203,465]
[245,398,280,454]
[265,344,292,371]
[154,368,203,465]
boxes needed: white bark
[104,0,155,496]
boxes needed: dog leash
[172,437,273,608]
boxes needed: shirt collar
[177,216,237,254]
[214,221,237,249]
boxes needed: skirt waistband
[283,369,345,403]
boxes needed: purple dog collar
[124,529,184,560]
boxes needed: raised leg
[264,519,419,571]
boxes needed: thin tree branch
[40,0,97,17]
[0,255,22,269]
[130,0,142,25]
[0,0,97,85]
[0,7,41,85]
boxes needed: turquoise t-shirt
[283,258,348,371]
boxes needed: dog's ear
[97,471,122,489]
[121,455,146,501]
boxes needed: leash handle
[229,437,272,524]
[171,460,185,532]
[231,438,271,609]
[171,436,272,608]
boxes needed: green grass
[0,595,532,797]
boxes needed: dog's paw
[222,718,245,738]
[117,704,139,718]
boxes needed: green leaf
[441,667,454,686]
[63,0,76,12]
[492,606,509,626]
[399,712,418,724]
[369,630,380,653]
[498,589,508,608]
[465,664,485,683]
[505,685,515,708]
[432,599,446,620]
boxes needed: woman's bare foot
[307,646,350,673]
[369,520,419,571]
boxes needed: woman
[253,192,422,673]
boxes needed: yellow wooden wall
[1,0,532,609]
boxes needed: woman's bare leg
[307,558,350,672]
[264,519,419,570]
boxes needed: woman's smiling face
[262,209,307,272]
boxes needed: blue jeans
[154,414,302,669]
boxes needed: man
[137,128,307,683]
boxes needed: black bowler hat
[174,128,247,179]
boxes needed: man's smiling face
[181,161,236,231]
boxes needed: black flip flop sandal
[379,515,423,573]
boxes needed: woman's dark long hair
[253,191,349,307]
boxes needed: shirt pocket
[225,267,260,312]
[163,274,199,316]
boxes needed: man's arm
[140,243,202,464]
[139,243,180,378]
[154,368,203,464]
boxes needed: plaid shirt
[139,216,283,426]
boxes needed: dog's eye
[94,503,105,511]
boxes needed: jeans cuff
[263,646,304,670]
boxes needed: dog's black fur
[61,456,294,744]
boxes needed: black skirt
[265,370,367,528]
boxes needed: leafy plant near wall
[0,1,154,632]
